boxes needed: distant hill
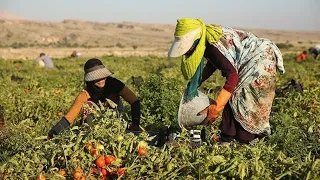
[0,18,319,49]
[0,17,319,59]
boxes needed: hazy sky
[1,0,319,31]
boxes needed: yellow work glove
[198,89,232,123]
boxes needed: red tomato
[36,174,46,180]
[73,171,82,178]
[90,149,98,156]
[90,168,98,175]
[212,136,219,142]
[58,169,67,176]
[85,142,93,150]
[117,168,125,176]
[100,168,108,176]
[96,156,106,168]
[138,147,147,156]
[75,166,82,172]
[105,155,116,165]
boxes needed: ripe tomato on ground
[90,149,98,156]
[138,147,147,156]
[75,167,82,172]
[96,156,106,167]
[73,172,82,179]
[85,142,94,151]
[105,155,116,165]
[58,169,67,176]
[90,167,98,175]
[36,174,46,180]
[101,168,108,176]
[117,168,125,176]
[212,136,219,142]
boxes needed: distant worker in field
[48,58,140,138]
[71,50,81,58]
[168,18,285,144]
[309,44,320,59]
[35,53,54,68]
[296,51,307,61]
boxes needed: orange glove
[199,89,232,123]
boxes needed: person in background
[309,45,320,60]
[48,58,140,138]
[71,51,81,58]
[35,53,54,68]
[296,51,307,61]
[168,18,285,144]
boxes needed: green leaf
[308,125,314,133]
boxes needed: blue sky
[1,0,319,31]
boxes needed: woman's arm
[119,86,140,127]
[205,45,238,93]
[119,86,138,104]
[198,45,238,122]
[48,90,89,137]
[64,90,90,123]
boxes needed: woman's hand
[198,104,220,124]
[47,117,70,137]
[198,88,232,125]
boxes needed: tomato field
[0,53,319,179]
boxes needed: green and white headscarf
[174,18,222,80]
[168,18,222,100]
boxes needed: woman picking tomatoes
[48,58,140,138]
[168,18,285,144]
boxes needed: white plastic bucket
[178,90,215,129]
